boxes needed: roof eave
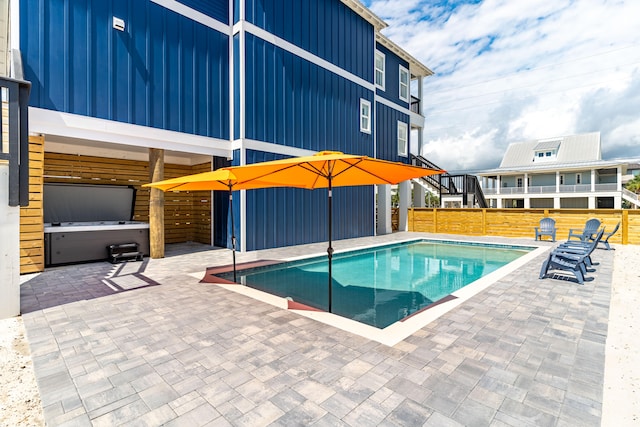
[476,160,630,176]
[375,33,434,78]
[340,0,388,31]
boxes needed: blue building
[15,0,432,260]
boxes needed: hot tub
[44,221,150,266]
[43,183,151,266]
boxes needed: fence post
[433,208,438,233]
[482,209,487,235]
[622,210,628,245]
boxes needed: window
[533,149,557,162]
[399,65,409,102]
[397,121,408,156]
[360,99,371,133]
[560,174,565,185]
[517,178,523,188]
[375,51,385,89]
[576,173,582,184]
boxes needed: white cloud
[363,0,640,170]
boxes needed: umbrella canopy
[224,151,443,189]
[143,169,250,192]
[143,169,301,281]
[224,151,445,312]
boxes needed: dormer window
[533,139,561,162]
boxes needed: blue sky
[362,0,640,172]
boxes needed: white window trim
[397,121,408,157]
[360,99,371,134]
[399,65,409,102]
[375,50,385,90]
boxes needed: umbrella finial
[315,150,343,156]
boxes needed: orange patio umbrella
[224,151,445,312]
[143,169,302,282]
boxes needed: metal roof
[499,132,601,168]
[533,140,561,151]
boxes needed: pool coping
[198,237,550,346]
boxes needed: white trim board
[232,139,316,158]
[150,0,231,35]
[29,107,231,158]
[243,21,374,92]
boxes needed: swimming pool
[219,239,533,329]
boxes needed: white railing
[623,188,640,207]
[526,185,556,194]
[595,183,619,191]
[482,183,620,195]
[559,184,591,193]
[494,187,524,195]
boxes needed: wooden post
[482,209,487,235]
[149,148,165,258]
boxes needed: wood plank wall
[19,135,45,273]
[20,149,213,273]
[408,208,640,245]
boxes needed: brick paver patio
[20,233,611,426]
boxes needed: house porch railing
[483,183,620,195]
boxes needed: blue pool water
[221,240,532,328]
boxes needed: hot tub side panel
[45,228,150,266]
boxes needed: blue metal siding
[245,0,373,81]
[212,156,232,248]
[243,150,374,251]
[177,0,228,24]
[21,0,230,139]
[233,34,240,140]
[244,34,374,154]
[375,103,410,163]
[233,0,240,23]
[375,43,410,108]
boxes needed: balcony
[410,96,420,114]
[409,95,424,129]
[482,183,620,195]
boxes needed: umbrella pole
[229,188,237,283]
[327,178,333,313]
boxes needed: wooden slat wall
[44,153,212,245]
[20,150,212,273]
[19,135,45,273]
[409,208,640,245]
[190,162,213,244]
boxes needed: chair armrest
[567,229,584,240]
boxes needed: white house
[476,132,640,209]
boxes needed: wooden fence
[19,135,45,273]
[408,208,640,245]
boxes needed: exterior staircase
[411,155,488,208]
[623,188,640,208]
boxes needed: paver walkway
[20,233,612,426]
